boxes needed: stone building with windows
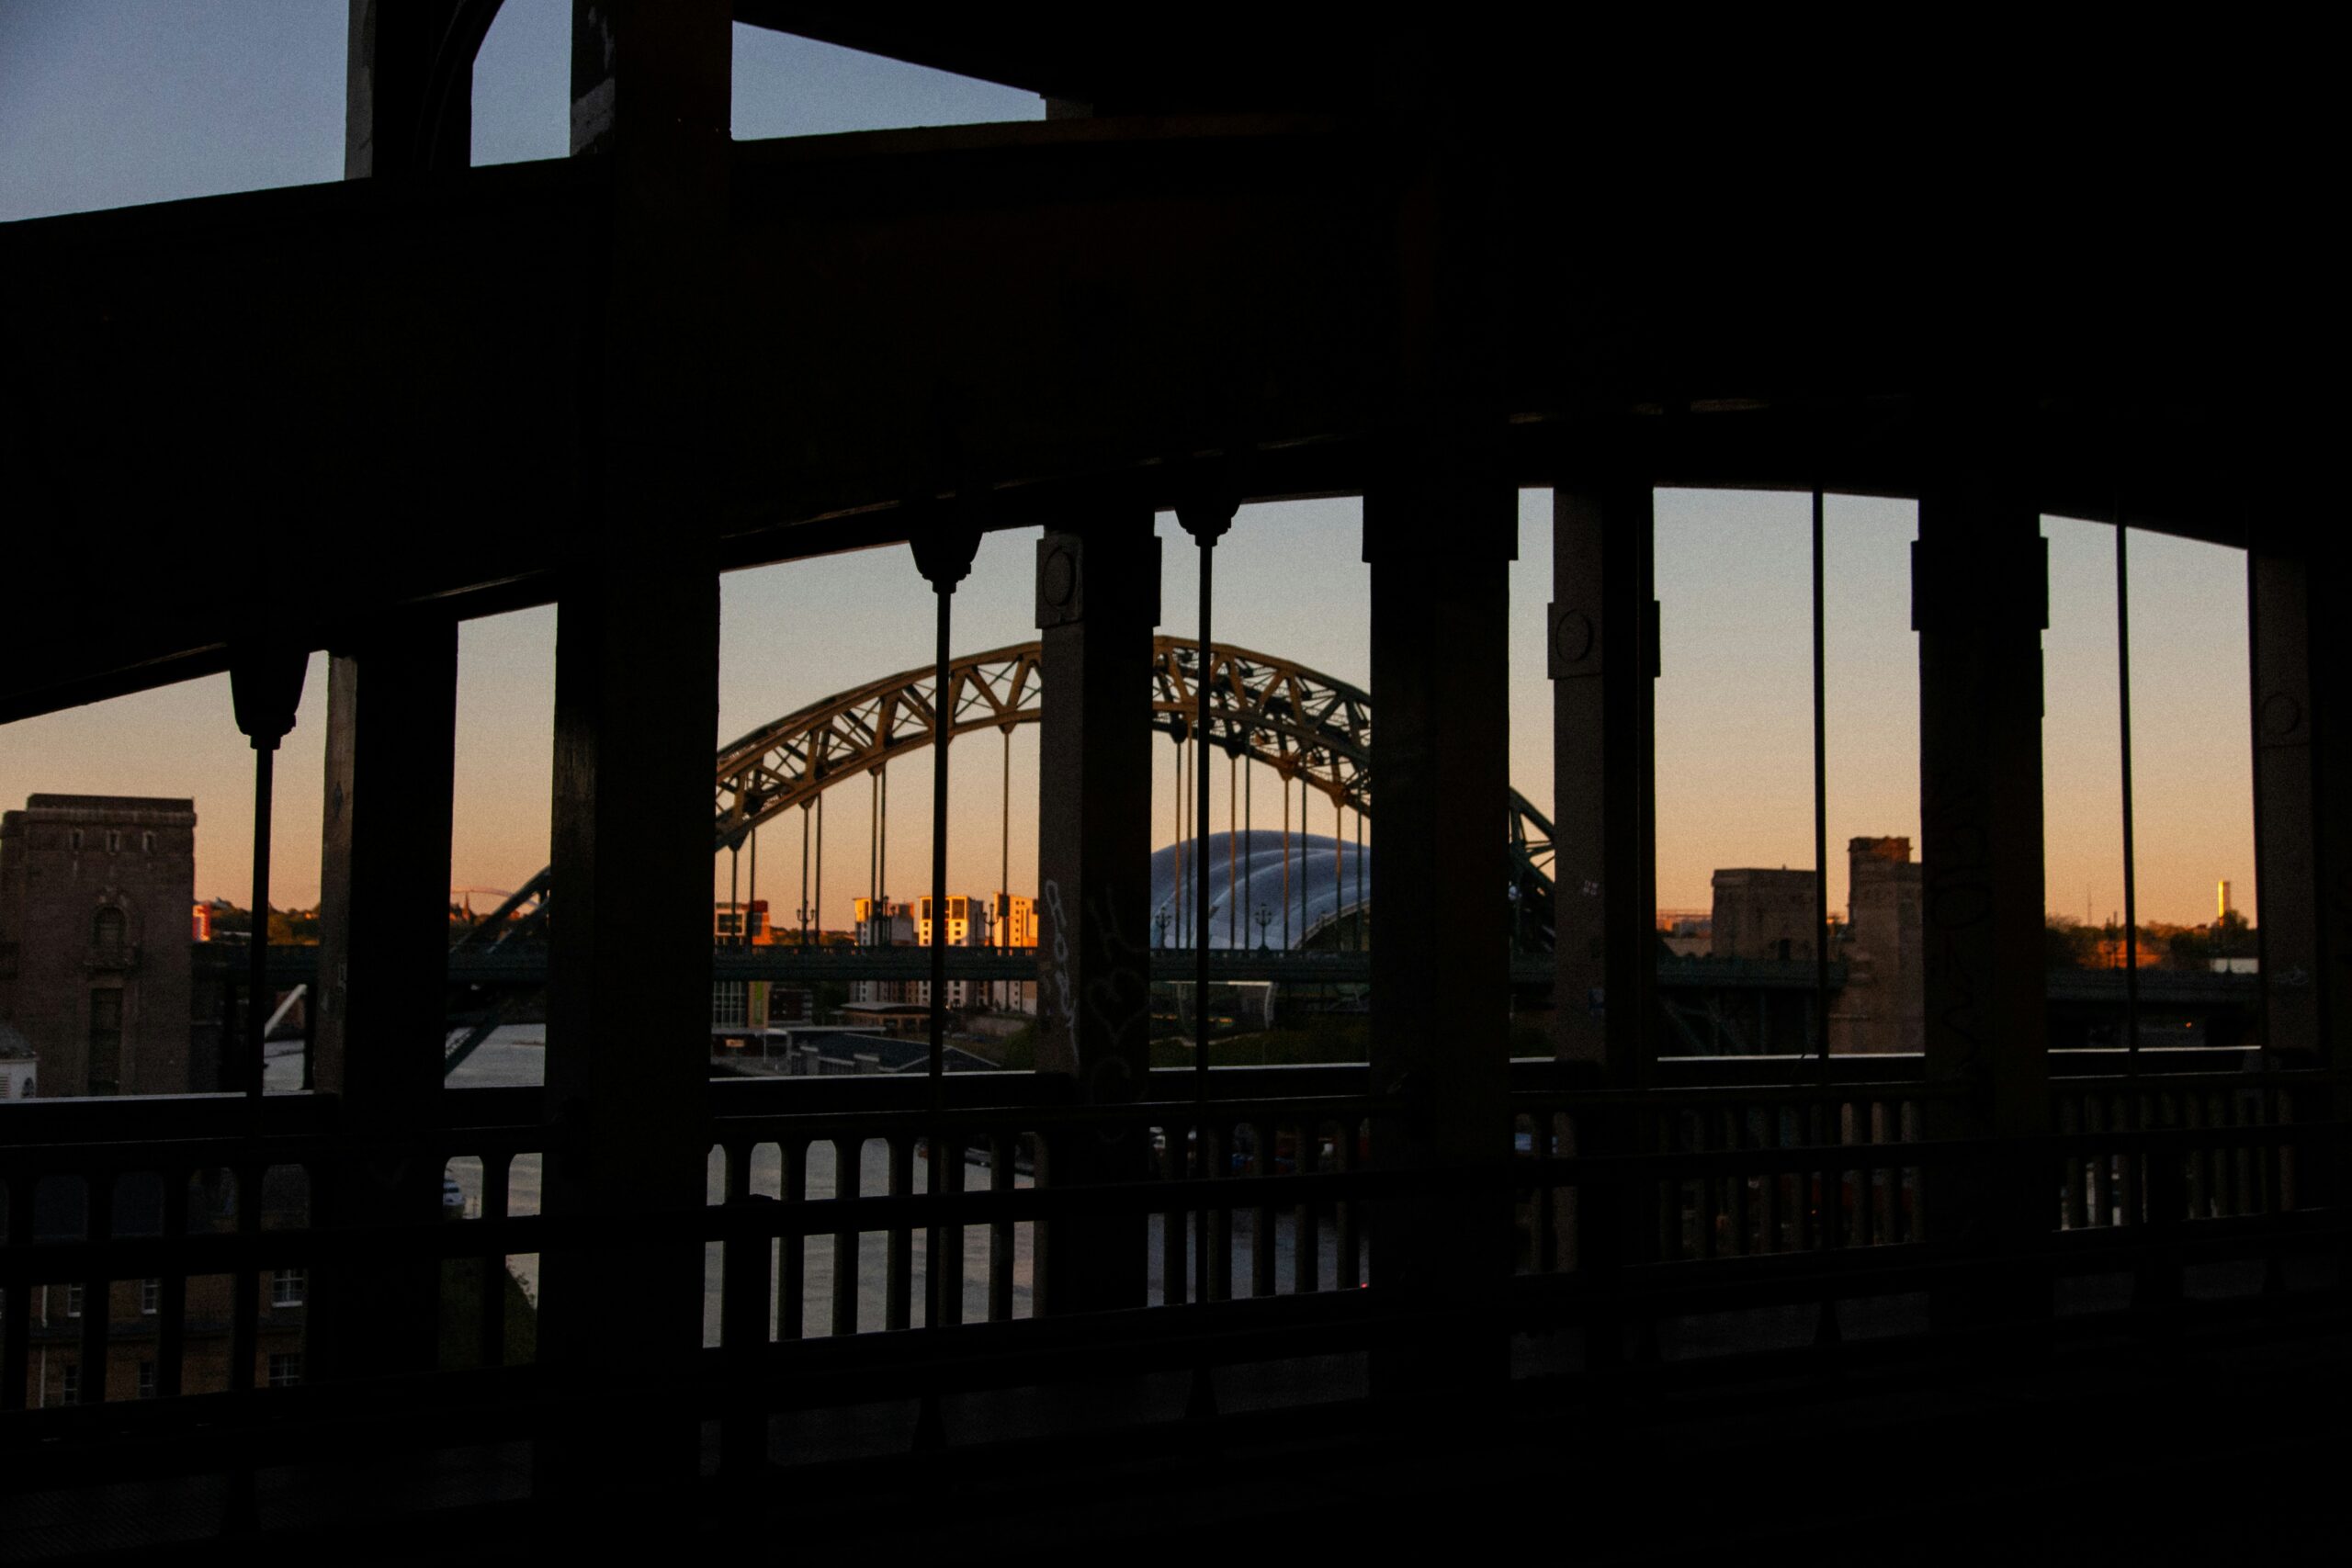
[0,795,198,1097]
[23,1168,309,1406]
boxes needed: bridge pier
[1033,514,1160,1314]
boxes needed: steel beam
[1550,469,1657,1086]
[1916,446,2051,1322]
[2250,542,2323,1060]
[1364,456,1515,1391]
[536,0,729,1503]
[1032,516,1159,1314]
[310,622,458,1380]
[1548,462,1658,1363]
[0,110,2295,721]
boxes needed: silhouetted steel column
[1365,457,1515,1393]
[310,620,456,1380]
[343,0,485,184]
[538,0,729,1501]
[2249,536,2324,1062]
[912,513,982,1336]
[1549,467,1658,1363]
[229,647,309,1103]
[1180,495,1236,1322]
[2247,525,2350,1214]
[311,14,476,1384]
[1916,459,2051,1325]
[1034,514,1159,1314]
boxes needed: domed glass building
[1147,830,1368,950]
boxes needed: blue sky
[0,2,2256,928]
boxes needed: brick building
[23,1168,309,1405]
[1832,836,1927,1055]
[1709,867,1820,963]
[0,795,199,1097]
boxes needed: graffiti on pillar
[1041,877,1076,1051]
[1083,884,1152,1048]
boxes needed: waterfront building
[0,795,199,1097]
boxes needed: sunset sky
[1,2,2256,931]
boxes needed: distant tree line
[200,901,321,945]
[2044,909,2254,971]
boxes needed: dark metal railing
[3,1046,2342,1511]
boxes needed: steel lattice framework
[711,637,1553,921]
[460,637,1557,963]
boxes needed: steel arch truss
[709,636,1555,939]
[462,637,1556,965]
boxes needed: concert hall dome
[1148,830,1368,949]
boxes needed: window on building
[269,1269,306,1308]
[92,906,126,951]
[140,1278,161,1314]
[87,989,123,1096]
[266,1352,303,1388]
[712,982,749,1028]
[137,1360,157,1400]
[63,1282,84,1319]
[106,829,121,852]
[57,1363,79,1406]
[141,831,155,853]
[68,829,83,851]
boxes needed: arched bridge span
[464,638,1556,951]
[710,637,1554,930]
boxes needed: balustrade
[1,1047,2340,1495]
